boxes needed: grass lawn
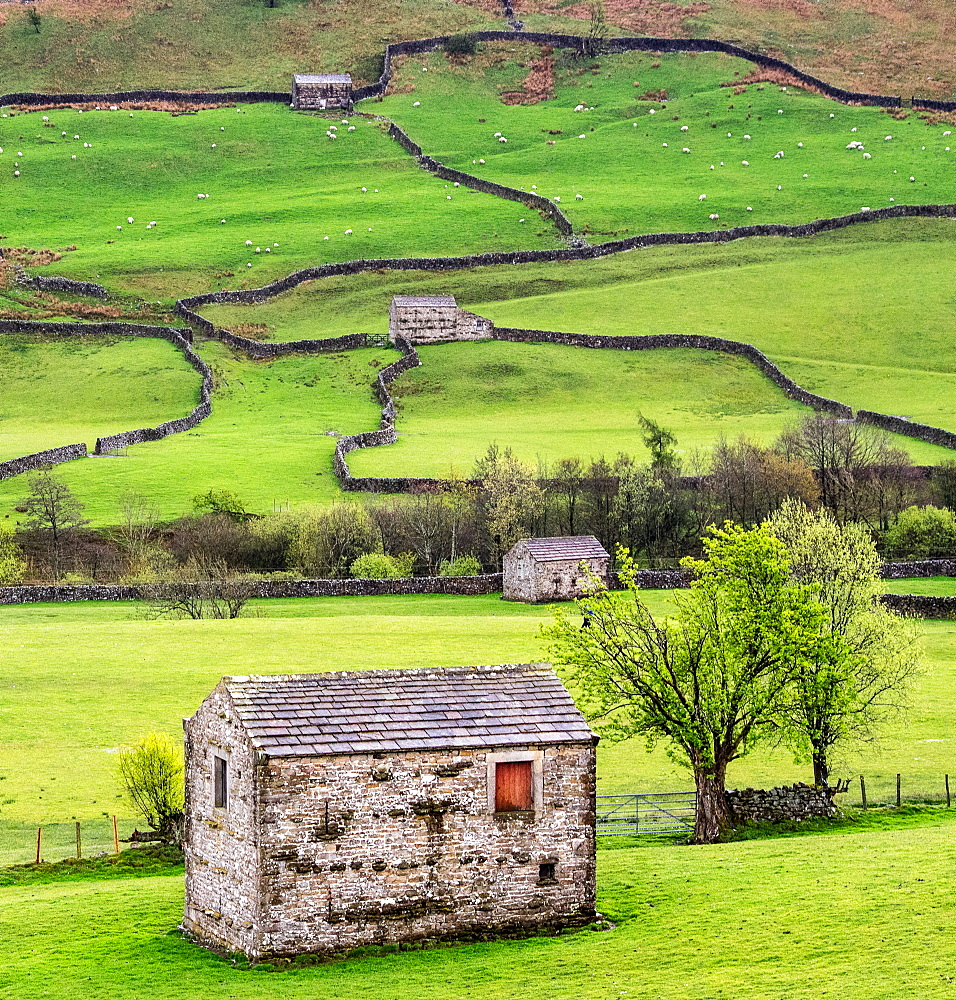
[0,340,387,523]
[0,102,559,300]
[345,340,810,477]
[884,577,956,596]
[1,592,953,861]
[3,815,956,999]
[0,333,198,462]
[380,47,956,240]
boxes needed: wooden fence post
[35,825,42,864]
[896,773,901,808]
[946,774,951,808]
[75,821,82,859]
[112,815,120,854]
[860,775,867,809]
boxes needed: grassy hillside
[3,816,956,999]
[0,341,386,523]
[0,102,559,299]
[0,593,951,841]
[0,333,198,461]
[345,340,810,477]
[381,47,956,240]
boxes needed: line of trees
[6,414,956,586]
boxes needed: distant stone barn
[291,73,353,110]
[503,536,610,603]
[388,294,493,345]
[182,664,598,959]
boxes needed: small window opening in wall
[539,862,556,881]
[495,760,533,812]
[214,756,228,809]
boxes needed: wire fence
[838,773,953,810]
[0,817,139,867]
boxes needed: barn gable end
[503,536,611,602]
[291,73,353,110]
[182,664,598,959]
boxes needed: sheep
[741,160,749,166]
[885,136,893,141]
[777,109,783,114]
[681,125,689,132]
[265,247,271,252]
[773,151,784,158]
[863,152,872,159]
[554,196,561,202]
[747,206,753,211]
[777,185,782,190]
[531,185,537,190]
[500,137,508,142]
[910,176,916,181]
[274,243,279,247]
[255,247,261,253]
[245,240,253,246]
[454,182,459,187]
[211,144,216,148]
[127,217,134,224]
[446,195,452,199]
[682,147,690,153]
[412,101,420,107]
[361,187,367,192]
[698,194,707,201]
[574,104,585,112]
[221,219,226,224]
[246,263,252,267]
[662,143,668,147]
[330,125,337,131]
[649,109,656,114]
[575,194,583,200]
[494,132,501,137]
[710,165,715,170]
[73,135,79,139]
[578,134,585,139]
[797,142,804,147]
[744,135,751,140]
[727,132,732,137]
[345,229,353,234]
[851,127,857,132]
[519,219,525,223]
[479,158,485,164]
[803,173,809,177]
[13,170,20,177]
[861,207,871,212]
[709,213,719,220]
[348,126,356,131]
[71,155,76,160]
[945,131,952,137]
[42,116,48,121]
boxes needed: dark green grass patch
[0,843,183,886]
[2,820,955,1000]
[0,333,198,461]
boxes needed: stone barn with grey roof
[182,664,598,959]
[388,294,492,345]
[291,73,353,110]
[503,536,610,603]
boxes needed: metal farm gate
[596,791,697,836]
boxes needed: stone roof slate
[391,294,457,307]
[293,73,353,84]
[519,536,609,563]
[222,664,595,757]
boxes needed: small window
[214,756,228,809]
[495,760,533,812]
[539,862,556,881]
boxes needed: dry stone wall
[13,266,110,300]
[0,442,88,481]
[725,783,840,824]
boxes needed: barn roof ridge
[516,535,610,562]
[217,664,596,756]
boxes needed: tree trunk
[692,766,732,844]
[812,750,830,787]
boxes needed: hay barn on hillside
[503,536,610,603]
[388,294,493,344]
[291,73,353,110]
[182,664,598,959]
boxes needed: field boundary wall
[0,317,213,462]
[4,29,954,114]
[13,266,111,300]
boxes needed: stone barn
[291,73,353,110]
[388,294,493,345]
[503,536,610,603]
[182,663,598,960]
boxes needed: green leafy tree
[884,505,956,559]
[473,445,545,564]
[768,501,921,785]
[582,0,608,58]
[19,471,90,582]
[117,733,184,846]
[27,7,41,33]
[637,413,680,472]
[545,527,826,843]
[445,32,478,57]
[438,554,482,577]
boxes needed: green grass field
[3,814,956,1000]
[0,102,559,299]
[0,333,198,462]
[380,47,956,240]
[0,341,386,522]
[1,591,953,859]
[346,340,810,477]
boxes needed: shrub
[350,552,412,579]
[438,554,483,577]
[445,33,478,57]
[117,733,184,846]
[884,505,956,559]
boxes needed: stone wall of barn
[292,81,352,110]
[503,546,610,602]
[182,684,263,957]
[388,300,492,345]
[195,740,597,958]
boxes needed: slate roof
[391,294,457,308]
[220,664,595,757]
[293,73,353,85]
[519,536,609,563]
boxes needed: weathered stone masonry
[183,665,598,959]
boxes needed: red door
[495,761,533,811]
